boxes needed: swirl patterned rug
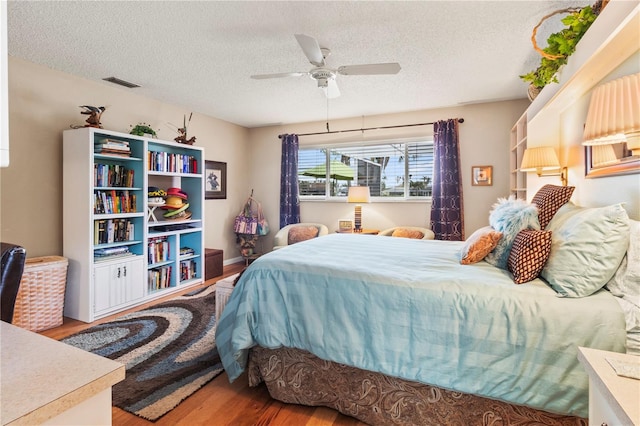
[61,285,223,422]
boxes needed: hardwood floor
[39,262,367,426]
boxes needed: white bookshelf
[63,127,204,322]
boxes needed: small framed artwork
[205,160,227,199]
[472,165,493,186]
[339,220,353,232]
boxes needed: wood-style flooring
[39,262,367,426]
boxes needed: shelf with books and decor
[63,127,205,323]
[146,138,204,292]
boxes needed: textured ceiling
[7,1,590,128]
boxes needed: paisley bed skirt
[248,347,587,426]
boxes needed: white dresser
[578,346,640,426]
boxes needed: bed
[215,198,636,425]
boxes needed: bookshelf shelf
[63,127,205,323]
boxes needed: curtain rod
[278,118,464,138]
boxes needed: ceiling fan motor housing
[310,68,336,87]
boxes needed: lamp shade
[591,144,619,167]
[520,146,561,172]
[347,186,370,203]
[582,73,640,155]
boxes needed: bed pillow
[605,219,639,308]
[540,203,630,297]
[508,230,552,284]
[484,196,540,270]
[392,228,425,239]
[288,226,319,245]
[531,184,575,229]
[460,226,502,265]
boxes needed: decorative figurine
[173,113,196,145]
[79,105,105,128]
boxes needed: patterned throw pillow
[460,226,503,265]
[531,184,575,230]
[391,228,425,239]
[508,230,552,284]
[288,226,319,245]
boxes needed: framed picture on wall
[472,165,493,186]
[205,160,227,199]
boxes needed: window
[298,140,434,199]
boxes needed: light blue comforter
[215,234,626,417]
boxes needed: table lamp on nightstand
[347,186,370,232]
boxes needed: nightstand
[215,273,239,323]
[577,346,640,426]
[336,229,379,235]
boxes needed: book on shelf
[94,219,135,244]
[95,138,131,156]
[94,245,135,261]
[148,236,170,264]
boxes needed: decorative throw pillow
[484,196,540,270]
[540,203,630,298]
[288,226,319,245]
[460,226,503,265]
[605,219,640,308]
[508,230,552,284]
[392,228,425,239]
[531,184,575,229]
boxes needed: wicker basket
[13,256,68,332]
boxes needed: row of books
[94,190,137,214]
[180,259,197,281]
[148,151,198,174]
[94,219,135,245]
[148,266,172,291]
[179,246,195,256]
[149,236,170,264]
[94,163,135,188]
[95,138,131,157]
[94,246,136,261]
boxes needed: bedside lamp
[347,186,370,232]
[520,146,568,186]
[582,73,640,156]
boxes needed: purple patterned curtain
[279,134,301,228]
[430,119,464,240]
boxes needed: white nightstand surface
[578,346,640,425]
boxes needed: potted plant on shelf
[520,3,602,100]
[129,122,157,138]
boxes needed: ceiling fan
[251,34,401,98]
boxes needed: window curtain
[430,119,464,241]
[279,134,301,228]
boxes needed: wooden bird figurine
[79,105,106,128]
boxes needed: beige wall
[248,99,529,250]
[2,57,249,258]
[2,56,529,260]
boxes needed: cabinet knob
[117,267,121,278]
[601,423,608,426]
[124,266,127,277]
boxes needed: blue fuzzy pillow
[485,196,540,269]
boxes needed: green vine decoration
[520,6,598,89]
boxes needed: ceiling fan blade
[294,34,325,67]
[251,72,307,80]
[337,63,401,75]
[322,79,341,99]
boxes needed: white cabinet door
[94,257,144,315]
[93,263,111,313]
[123,257,144,303]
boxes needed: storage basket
[13,256,68,332]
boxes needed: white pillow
[606,219,640,309]
[541,203,630,298]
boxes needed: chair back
[1,243,27,323]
